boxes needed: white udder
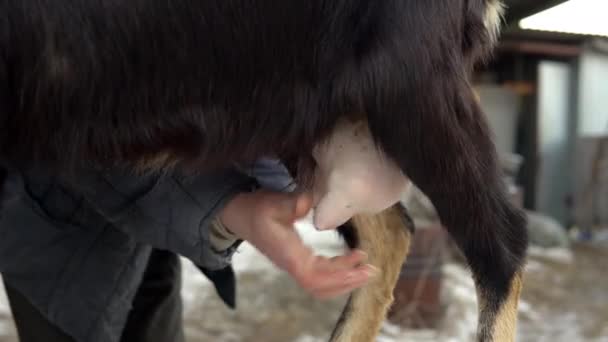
[311,119,409,230]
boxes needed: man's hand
[219,190,377,300]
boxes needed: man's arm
[75,166,374,299]
[77,167,255,270]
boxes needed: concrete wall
[577,49,608,136]
[476,85,521,155]
[536,61,573,224]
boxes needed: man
[0,161,372,342]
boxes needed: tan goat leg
[329,204,412,342]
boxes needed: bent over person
[0,159,373,342]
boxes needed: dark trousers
[4,249,185,342]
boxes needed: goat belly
[311,120,409,230]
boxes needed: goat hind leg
[328,204,413,342]
[370,85,528,341]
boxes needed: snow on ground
[180,221,482,342]
[1,222,607,342]
[517,242,608,342]
[0,281,16,342]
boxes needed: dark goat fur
[0,1,528,340]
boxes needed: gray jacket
[0,166,258,342]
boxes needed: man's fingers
[244,189,376,301]
[307,264,377,300]
[302,263,375,294]
[257,231,376,301]
[293,192,314,220]
[289,250,367,288]
[316,249,368,273]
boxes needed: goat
[0,0,527,341]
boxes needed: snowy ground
[181,222,483,342]
[0,281,14,342]
[1,223,608,341]
[517,244,608,342]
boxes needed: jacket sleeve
[75,167,258,270]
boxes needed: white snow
[1,225,605,342]
[0,280,16,341]
[191,221,482,342]
[527,246,574,264]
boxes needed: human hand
[219,190,377,299]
